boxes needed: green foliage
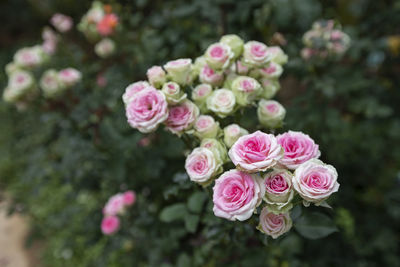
[0,0,400,266]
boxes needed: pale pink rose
[263,169,294,212]
[58,68,81,87]
[243,41,271,67]
[276,131,321,170]
[194,115,220,139]
[125,87,168,133]
[42,39,57,55]
[204,42,234,70]
[101,216,120,235]
[259,62,283,79]
[122,81,150,104]
[146,66,166,88]
[185,147,218,183]
[213,169,264,221]
[103,194,125,216]
[164,100,199,135]
[293,159,339,204]
[50,13,73,33]
[235,61,249,75]
[97,14,118,36]
[258,207,292,239]
[163,58,193,85]
[199,64,223,86]
[123,191,136,206]
[228,131,283,173]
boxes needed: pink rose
[204,42,234,70]
[50,13,73,33]
[125,86,168,133]
[194,115,220,139]
[101,216,120,235]
[243,41,271,67]
[276,131,321,169]
[228,131,283,173]
[213,170,264,221]
[146,66,166,88]
[58,68,81,87]
[122,81,150,104]
[257,207,292,239]
[263,169,294,212]
[185,147,218,184]
[97,13,118,36]
[123,191,136,206]
[103,194,125,216]
[259,62,283,79]
[199,64,224,86]
[164,100,199,135]
[293,159,339,204]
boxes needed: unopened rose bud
[204,42,234,70]
[257,99,286,128]
[192,84,213,113]
[231,76,261,106]
[220,34,244,59]
[161,82,187,105]
[194,115,220,139]
[260,78,280,100]
[223,124,248,148]
[164,58,193,85]
[146,66,166,88]
[40,69,62,98]
[266,46,288,65]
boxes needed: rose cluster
[78,1,118,58]
[123,34,339,239]
[301,19,351,60]
[2,18,81,109]
[101,190,136,235]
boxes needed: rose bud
[266,46,288,65]
[243,41,271,67]
[257,99,286,129]
[14,46,46,69]
[206,88,236,118]
[146,66,166,89]
[123,191,136,206]
[223,124,248,148]
[58,68,82,88]
[3,70,36,103]
[293,159,339,205]
[231,76,261,106]
[262,169,294,213]
[163,58,193,86]
[204,42,234,70]
[194,115,220,140]
[257,207,292,239]
[164,100,199,135]
[260,78,280,100]
[161,82,187,105]
[95,38,116,58]
[213,170,264,221]
[200,138,228,165]
[228,130,283,173]
[258,62,283,79]
[276,131,321,170]
[192,84,213,113]
[220,34,244,59]
[103,193,125,216]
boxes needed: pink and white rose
[260,78,280,99]
[229,130,284,173]
[257,99,286,129]
[276,131,321,170]
[257,207,292,239]
[243,41,271,67]
[204,42,234,70]
[14,46,45,69]
[122,81,150,105]
[161,82,187,105]
[103,193,125,216]
[192,84,213,112]
[263,169,294,213]
[231,76,261,106]
[223,124,248,148]
[125,86,168,133]
[58,68,82,87]
[185,147,219,184]
[266,46,288,65]
[50,13,73,33]
[293,159,339,204]
[164,58,193,85]
[259,62,283,79]
[220,34,244,59]
[206,88,236,118]
[194,115,220,139]
[164,100,199,135]
[199,64,224,86]
[95,38,115,58]
[213,170,264,221]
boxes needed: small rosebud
[257,99,286,128]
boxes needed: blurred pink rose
[97,14,118,36]
[123,191,136,206]
[103,194,125,216]
[101,216,120,235]
[50,13,73,33]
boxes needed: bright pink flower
[276,131,321,169]
[97,14,118,36]
[213,170,264,221]
[101,216,120,235]
[123,191,136,206]
[125,86,168,133]
[103,194,125,216]
[228,131,283,173]
[164,100,199,135]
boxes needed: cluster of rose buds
[78,1,118,58]
[2,18,81,109]
[123,34,340,239]
[301,19,351,60]
[101,191,136,235]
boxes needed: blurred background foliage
[0,0,400,266]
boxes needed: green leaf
[294,212,338,239]
[177,253,191,267]
[159,203,188,223]
[187,191,208,213]
[184,214,200,233]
